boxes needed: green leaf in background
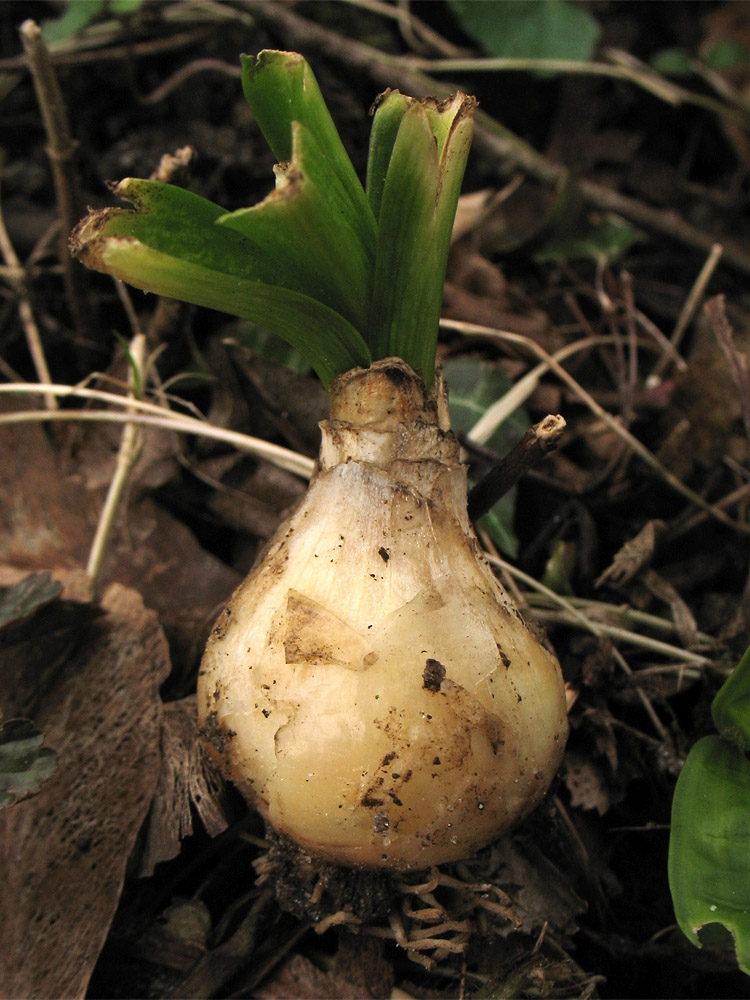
[449,0,601,63]
[0,572,63,631]
[42,0,141,42]
[668,646,750,977]
[705,41,750,71]
[650,48,694,77]
[444,357,528,557]
[541,539,577,596]
[534,214,643,265]
[230,322,311,375]
[0,719,57,808]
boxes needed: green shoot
[71,50,475,389]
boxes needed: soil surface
[1,2,750,998]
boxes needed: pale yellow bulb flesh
[198,359,568,870]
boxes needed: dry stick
[19,20,88,339]
[139,57,241,105]
[467,414,565,522]
[0,26,214,71]
[442,317,750,536]
[411,50,750,128]
[0,387,315,479]
[86,329,146,590]
[705,294,750,446]
[650,242,724,382]
[0,189,57,411]
[242,0,750,277]
[486,553,670,741]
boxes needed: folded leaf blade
[71,181,371,385]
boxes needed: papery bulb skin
[198,359,568,870]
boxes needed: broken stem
[443,317,750,537]
[467,414,565,522]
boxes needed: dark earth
[1,2,750,998]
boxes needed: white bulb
[198,359,568,869]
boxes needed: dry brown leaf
[0,581,170,999]
[256,938,394,1000]
[595,520,665,590]
[563,752,610,816]
[138,695,229,877]
[664,305,750,476]
[0,406,240,661]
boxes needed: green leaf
[71,179,371,386]
[366,90,412,222]
[444,358,526,556]
[668,734,750,975]
[0,719,57,808]
[41,0,141,42]
[0,573,63,632]
[534,214,643,265]
[705,41,750,71]
[240,51,376,263]
[42,0,104,42]
[368,94,474,382]
[650,48,693,77]
[449,0,601,63]
[218,121,373,332]
[541,540,577,596]
[712,646,750,752]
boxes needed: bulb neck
[319,358,459,471]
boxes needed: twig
[650,242,724,381]
[0,27,214,71]
[485,553,670,740]
[705,294,750,445]
[528,593,717,650]
[342,0,466,58]
[0,181,57,410]
[86,333,146,590]
[19,20,88,339]
[442,317,750,536]
[468,414,565,521]
[465,335,644,445]
[139,57,241,105]
[418,49,750,129]
[0,383,315,478]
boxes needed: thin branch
[19,20,88,339]
[442,317,750,536]
[417,49,750,129]
[650,242,724,381]
[486,553,670,740]
[0,384,315,478]
[0,183,56,410]
[86,335,146,589]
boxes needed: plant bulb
[198,359,568,870]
